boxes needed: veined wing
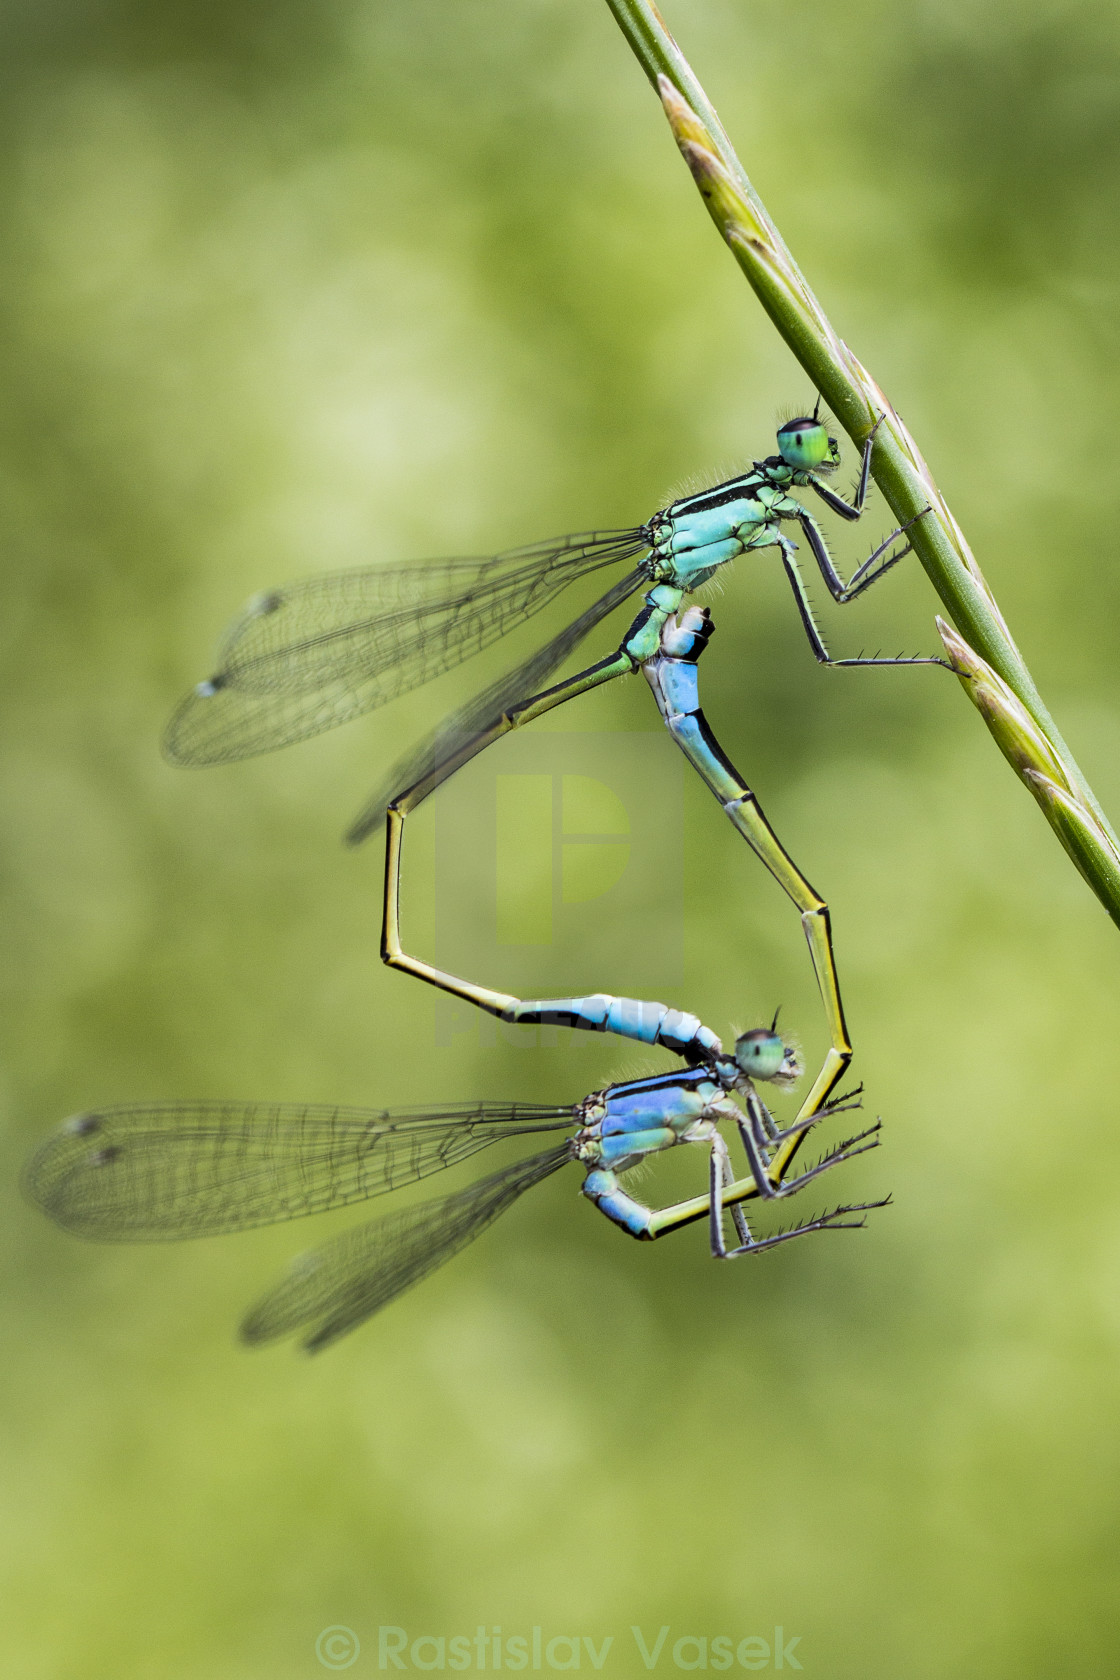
[23,1101,577,1241]
[164,530,649,766]
[240,1143,573,1352]
[345,566,647,845]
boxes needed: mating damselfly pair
[25,409,938,1348]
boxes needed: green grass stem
[604,0,1120,927]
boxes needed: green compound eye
[776,417,835,471]
[733,1028,791,1083]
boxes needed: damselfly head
[733,1026,801,1087]
[776,416,839,474]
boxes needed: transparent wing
[164,530,649,766]
[239,1143,573,1352]
[345,566,646,845]
[23,1101,577,1241]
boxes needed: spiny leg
[655,1087,876,1240]
[841,516,928,599]
[734,1104,883,1203]
[721,1082,875,1202]
[714,1195,890,1260]
[795,505,931,604]
[706,1122,887,1259]
[744,1082,865,1151]
[795,503,940,611]
[739,1083,806,1175]
[777,534,946,670]
[643,1149,887,1243]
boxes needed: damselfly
[24,1020,881,1351]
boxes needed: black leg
[798,508,932,605]
[713,1196,890,1260]
[806,413,884,521]
[779,540,948,670]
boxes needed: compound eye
[777,418,830,469]
[733,1027,787,1082]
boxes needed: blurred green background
[5,0,1120,1674]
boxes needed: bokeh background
[4,1,1120,1674]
